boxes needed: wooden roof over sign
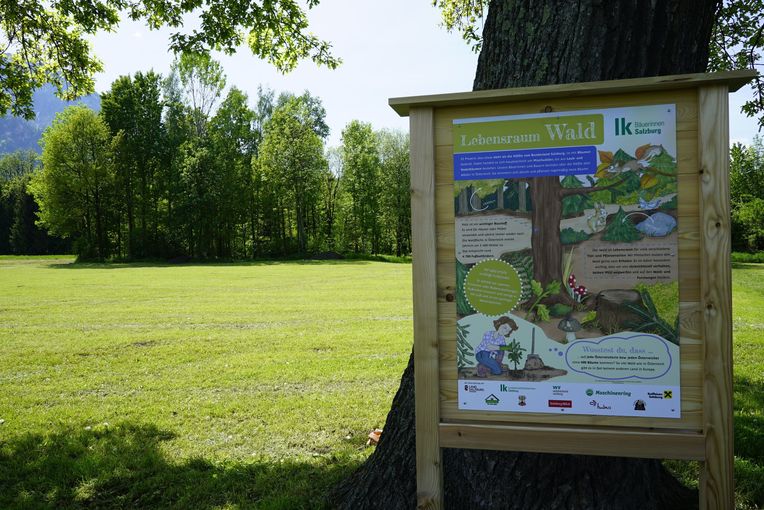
[389,69,758,116]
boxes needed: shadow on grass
[46,259,376,270]
[0,422,357,510]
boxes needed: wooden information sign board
[390,70,757,510]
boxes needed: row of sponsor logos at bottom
[464,383,674,412]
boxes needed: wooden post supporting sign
[392,70,756,509]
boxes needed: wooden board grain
[439,422,705,460]
[390,70,755,116]
[697,86,735,510]
[410,107,443,510]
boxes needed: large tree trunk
[331,1,716,508]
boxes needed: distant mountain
[0,84,101,155]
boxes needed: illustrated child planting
[476,316,519,377]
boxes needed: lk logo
[615,117,632,136]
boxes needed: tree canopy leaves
[1,0,340,119]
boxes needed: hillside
[0,85,100,154]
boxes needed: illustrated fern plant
[456,323,474,371]
[456,260,476,316]
[526,279,561,322]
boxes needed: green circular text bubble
[464,259,522,316]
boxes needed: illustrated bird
[638,196,662,209]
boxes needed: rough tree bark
[331,1,716,508]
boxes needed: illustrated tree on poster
[526,144,676,307]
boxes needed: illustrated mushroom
[568,275,581,300]
[558,316,582,342]
[575,285,587,302]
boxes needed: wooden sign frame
[390,70,757,510]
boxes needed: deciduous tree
[333,1,717,508]
[258,97,326,254]
[31,106,115,260]
[341,121,381,254]
[377,130,410,256]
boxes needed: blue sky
[90,0,759,149]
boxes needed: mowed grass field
[0,257,412,509]
[1,257,764,509]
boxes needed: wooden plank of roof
[388,69,757,116]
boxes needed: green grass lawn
[0,257,412,509]
[1,257,763,509]
[730,262,764,509]
[664,261,764,509]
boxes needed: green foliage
[175,53,226,136]
[526,279,560,322]
[0,0,338,119]
[733,198,764,251]
[581,310,598,328]
[591,170,642,204]
[456,260,476,316]
[258,97,327,254]
[623,289,679,345]
[340,121,382,254]
[456,323,474,371]
[708,1,764,129]
[731,139,764,204]
[434,0,488,52]
[0,150,37,182]
[377,130,411,257]
[601,207,642,243]
[562,247,575,298]
[500,339,526,371]
[611,148,634,165]
[659,195,678,210]
[732,251,764,263]
[276,91,330,140]
[30,106,114,260]
[23,63,412,259]
[560,175,592,217]
[0,153,69,255]
[730,139,764,252]
[100,71,166,259]
[560,227,591,245]
[549,303,573,318]
[640,152,678,199]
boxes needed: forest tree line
[0,53,410,260]
[730,137,764,252]
[3,55,764,259]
